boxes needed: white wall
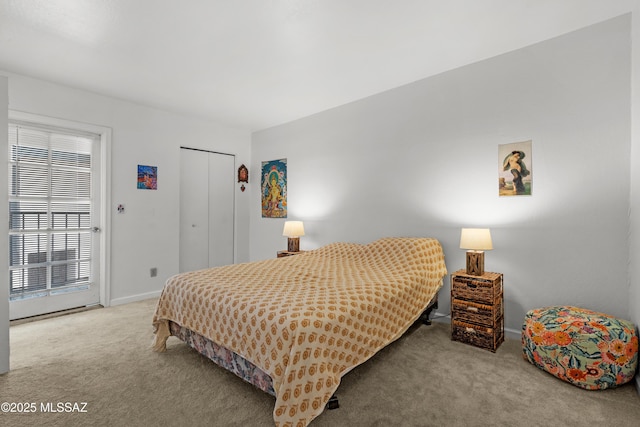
[0,76,9,373]
[1,72,252,307]
[628,1,640,392]
[251,16,632,335]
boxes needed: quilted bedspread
[152,237,447,427]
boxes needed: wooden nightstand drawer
[451,298,502,327]
[451,272,502,305]
[452,318,504,352]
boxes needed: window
[8,122,97,300]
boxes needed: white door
[207,153,234,267]
[8,122,101,320]
[179,148,234,272]
[179,148,209,272]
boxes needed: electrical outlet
[150,267,157,277]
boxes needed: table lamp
[283,221,305,252]
[460,228,493,276]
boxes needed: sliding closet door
[179,148,234,273]
[208,153,234,267]
[179,149,209,272]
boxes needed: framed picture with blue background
[261,159,287,218]
[137,165,158,190]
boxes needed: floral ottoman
[522,306,638,390]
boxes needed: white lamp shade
[460,228,493,251]
[283,221,305,237]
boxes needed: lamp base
[287,237,300,252]
[466,250,485,276]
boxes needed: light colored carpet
[1,298,639,427]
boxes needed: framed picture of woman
[499,141,532,196]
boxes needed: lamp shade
[460,228,493,251]
[283,221,305,238]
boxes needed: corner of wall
[629,0,640,330]
[630,4,640,398]
[0,75,9,374]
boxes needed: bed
[152,237,447,427]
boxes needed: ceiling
[0,0,635,131]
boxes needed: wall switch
[150,267,157,277]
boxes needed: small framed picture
[499,141,532,196]
[137,165,158,190]
[238,164,249,183]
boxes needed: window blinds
[8,122,97,299]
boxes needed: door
[179,148,209,272]
[8,122,101,320]
[207,152,234,267]
[179,148,234,272]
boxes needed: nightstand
[277,250,305,258]
[450,269,504,352]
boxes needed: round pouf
[522,306,638,390]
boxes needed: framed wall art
[137,165,158,190]
[261,159,287,218]
[238,164,248,183]
[499,140,532,196]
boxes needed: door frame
[8,110,112,310]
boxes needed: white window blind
[8,122,97,300]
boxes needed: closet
[179,147,234,272]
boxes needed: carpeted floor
[1,298,639,426]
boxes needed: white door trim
[8,110,112,309]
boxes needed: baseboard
[10,305,102,326]
[430,310,451,324]
[504,326,521,341]
[109,290,162,307]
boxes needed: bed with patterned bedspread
[152,237,447,427]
